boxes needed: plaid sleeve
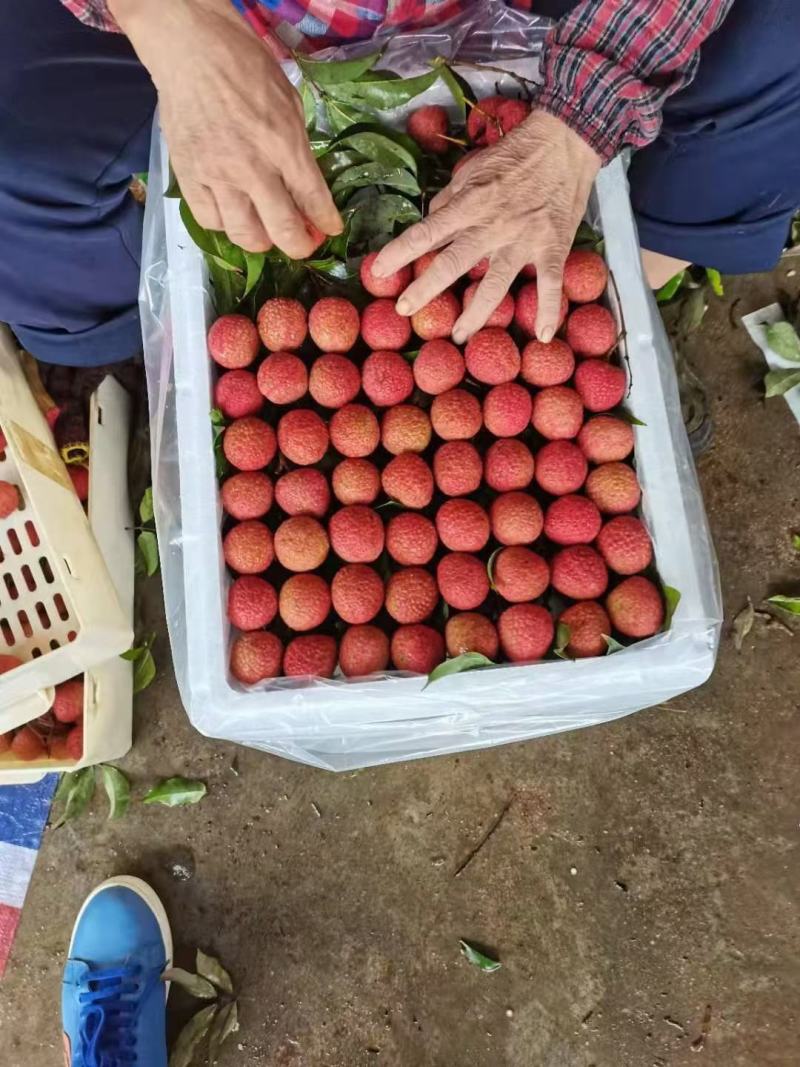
[59,1,120,31]
[536,0,734,161]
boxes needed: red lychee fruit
[385,568,439,624]
[329,506,384,563]
[544,494,602,546]
[330,404,380,458]
[279,573,331,631]
[551,545,608,600]
[309,353,361,409]
[407,105,450,154]
[464,329,520,385]
[0,480,20,517]
[535,440,588,495]
[277,409,329,465]
[469,257,490,281]
[208,314,260,369]
[411,291,461,341]
[413,339,465,395]
[283,635,337,678]
[585,462,641,514]
[65,725,84,761]
[256,298,307,352]
[381,404,432,455]
[223,416,277,471]
[436,499,490,552]
[227,575,278,631]
[332,458,380,506]
[558,601,611,658]
[308,296,360,353]
[257,351,308,405]
[48,734,73,761]
[492,546,550,603]
[485,97,530,144]
[574,359,626,412]
[577,415,634,463]
[412,251,439,278]
[466,95,505,146]
[215,370,263,418]
[53,678,84,723]
[362,299,412,350]
[562,250,608,304]
[0,731,13,754]
[483,383,532,437]
[362,350,414,407]
[331,564,384,624]
[514,283,568,337]
[391,624,445,674]
[386,512,438,566]
[10,726,46,761]
[521,338,575,387]
[0,655,23,674]
[430,389,482,441]
[437,552,489,610]
[498,604,554,662]
[463,282,515,328]
[606,576,664,637]
[360,251,412,299]
[445,613,499,659]
[339,625,390,678]
[433,441,482,496]
[68,466,90,503]
[382,454,434,509]
[596,516,653,575]
[484,439,534,492]
[223,520,273,574]
[274,515,329,572]
[566,304,617,357]
[531,386,584,440]
[274,468,329,518]
[490,492,543,546]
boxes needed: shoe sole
[68,876,174,998]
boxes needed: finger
[452,255,523,343]
[372,198,467,278]
[429,183,458,216]
[249,174,320,259]
[534,254,567,343]
[181,179,224,232]
[215,186,272,252]
[395,237,486,316]
[285,149,343,237]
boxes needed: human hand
[110,0,341,256]
[373,110,600,343]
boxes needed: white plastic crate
[0,375,135,782]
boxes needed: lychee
[535,440,588,495]
[308,296,360,353]
[562,250,608,303]
[382,454,434,509]
[463,282,515,328]
[498,604,554,662]
[329,506,384,563]
[521,338,575,387]
[464,329,520,385]
[257,297,307,352]
[574,359,626,412]
[514,283,568,337]
[223,520,273,574]
[230,631,282,684]
[484,439,534,492]
[283,635,337,678]
[274,515,329,572]
[411,291,460,341]
[10,726,46,761]
[437,552,489,610]
[430,389,482,441]
[68,466,90,503]
[433,441,482,496]
[53,678,84,723]
[362,350,414,407]
[551,545,608,599]
[445,613,499,659]
[0,732,12,754]
[469,257,490,280]
[407,105,450,154]
[585,462,641,514]
[339,625,390,677]
[331,564,384,624]
[381,405,432,455]
[606,576,664,637]
[332,458,380,506]
[274,468,329,518]
[413,339,465,395]
[386,512,438,566]
[362,299,412,350]
[278,409,329,465]
[578,415,634,463]
[566,304,617,357]
[0,480,21,518]
[482,383,532,437]
[558,601,611,658]
[227,575,278,631]
[492,546,550,602]
[223,416,277,471]
[257,351,308,405]
[208,313,260,368]
[309,353,361,409]
[385,568,439,623]
[596,516,653,575]
[531,386,584,440]
[0,655,22,674]
[330,404,380,458]
[436,499,490,552]
[360,251,412,299]
[391,624,445,674]
[466,95,505,145]
[544,494,602,545]
[279,573,331,631]
[215,370,263,418]
[490,492,543,546]
[486,97,530,143]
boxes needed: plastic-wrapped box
[140,6,721,771]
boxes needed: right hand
[110,0,342,256]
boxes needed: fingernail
[540,327,555,343]
[372,258,388,278]
[452,328,466,345]
[396,298,411,315]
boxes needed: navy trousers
[1,0,799,366]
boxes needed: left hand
[373,110,601,344]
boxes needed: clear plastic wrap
[139,3,722,771]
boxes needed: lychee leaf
[136,530,159,578]
[705,267,724,297]
[459,940,501,973]
[572,221,603,251]
[324,100,372,136]
[331,162,420,199]
[663,585,681,629]
[179,200,245,272]
[617,409,647,426]
[765,321,800,362]
[425,652,494,688]
[131,648,156,694]
[100,765,131,821]
[296,50,383,87]
[301,81,318,128]
[243,252,266,299]
[432,60,472,124]
[196,949,235,995]
[210,408,226,427]
[319,148,366,181]
[51,768,96,829]
[792,534,800,552]
[766,595,800,616]
[328,125,419,173]
[328,69,439,111]
[207,1000,240,1064]
[143,777,207,808]
[656,270,687,304]
[732,597,755,652]
[139,487,154,524]
[348,193,421,247]
[764,368,800,397]
[161,968,217,1000]
[168,1004,217,1067]
[602,634,625,655]
[554,623,571,659]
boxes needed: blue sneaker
[62,876,173,1066]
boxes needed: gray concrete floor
[1,268,799,1067]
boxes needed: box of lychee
[140,9,722,770]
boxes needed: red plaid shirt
[60,0,732,160]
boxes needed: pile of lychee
[0,673,84,761]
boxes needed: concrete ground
[1,267,799,1067]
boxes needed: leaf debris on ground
[459,940,501,973]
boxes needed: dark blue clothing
[1,0,798,366]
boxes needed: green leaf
[459,940,501,973]
[210,408,226,427]
[301,81,318,128]
[143,777,207,807]
[52,768,96,828]
[331,162,421,200]
[603,634,625,655]
[663,585,682,629]
[210,410,229,479]
[792,533,800,552]
[656,270,687,303]
[207,1001,239,1066]
[242,252,266,299]
[120,631,155,661]
[554,622,571,660]
[425,652,494,688]
[196,949,235,995]
[348,193,421,247]
[324,99,371,136]
[164,168,181,199]
[136,530,159,578]
[329,126,418,174]
[318,148,365,181]
[100,765,131,821]
[139,487,154,524]
[572,221,603,250]
[163,968,218,1000]
[328,69,439,111]
[179,200,245,272]
[618,409,647,426]
[705,267,724,296]
[766,595,800,615]
[133,649,156,694]
[297,49,383,86]
[432,59,471,124]
[764,368,800,398]
[732,597,755,652]
[486,547,502,589]
[169,1004,217,1067]
[765,321,800,362]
